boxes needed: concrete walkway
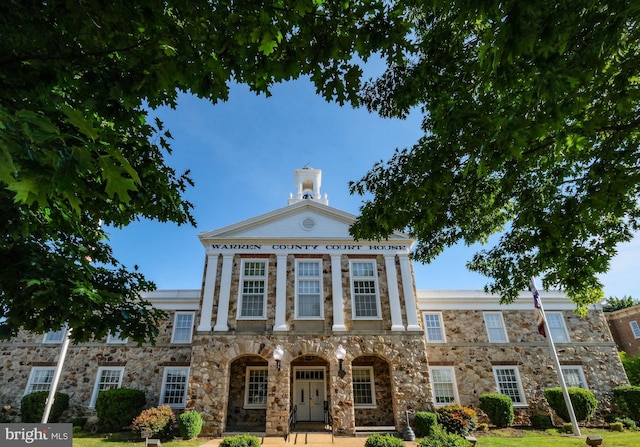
[200,434,419,447]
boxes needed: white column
[197,254,218,332]
[273,254,288,331]
[213,254,234,332]
[399,254,421,331]
[384,254,405,331]
[331,254,346,331]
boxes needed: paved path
[200,434,419,447]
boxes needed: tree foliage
[0,1,410,342]
[603,296,640,312]
[350,0,640,313]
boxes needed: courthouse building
[0,168,629,436]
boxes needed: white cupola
[288,167,329,206]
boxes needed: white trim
[560,366,588,389]
[237,259,269,320]
[106,331,128,344]
[484,312,509,343]
[423,312,446,343]
[159,367,190,408]
[352,366,377,408]
[492,366,527,407]
[244,366,268,409]
[350,259,382,320]
[295,259,324,320]
[546,312,571,342]
[90,366,125,407]
[171,311,195,344]
[417,289,576,311]
[42,328,66,344]
[24,367,55,395]
[429,366,459,406]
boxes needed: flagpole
[530,278,581,437]
[42,326,72,424]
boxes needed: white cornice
[417,289,585,311]
[140,289,200,310]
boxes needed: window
[107,331,128,344]
[244,367,268,409]
[296,260,323,318]
[160,367,190,408]
[424,313,445,342]
[350,260,380,319]
[90,367,124,407]
[630,321,640,339]
[493,366,526,406]
[43,327,66,344]
[352,366,376,407]
[171,312,194,343]
[546,312,570,342]
[239,260,268,319]
[561,366,588,389]
[429,367,458,405]
[484,312,508,343]
[24,367,55,395]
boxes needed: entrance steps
[281,432,334,445]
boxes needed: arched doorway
[225,355,268,432]
[290,355,329,423]
[352,355,395,427]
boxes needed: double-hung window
[630,321,640,338]
[484,312,508,343]
[493,366,526,406]
[561,366,588,389]
[171,312,194,343]
[546,312,570,342]
[350,260,380,319]
[424,313,446,342]
[352,366,376,408]
[107,331,128,344]
[244,367,268,409]
[25,367,55,394]
[43,327,66,344]
[160,367,190,408]
[429,367,458,405]
[296,259,323,319]
[90,367,124,407]
[239,260,268,319]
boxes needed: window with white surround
[350,260,380,319]
[484,312,508,343]
[90,366,124,407]
[107,331,128,344]
[493,366,527,405]
[244,367,268,409]
[171,312,194,343]
[429,366,459,405]
[238,260,268,319]
[295,259,323,319]
[561,366,588,389]
[352,366,376,407]
[546,312,570,342]
[160,367,190,408]
[24,367,55,395]
[424,313,446,342]
[630,321,640,338]
[43,327,66,344]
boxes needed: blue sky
[107,78,639,300]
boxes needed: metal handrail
[286,405,297,440]
[324,405,334,442]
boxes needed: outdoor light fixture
[335,345,346,378]
[273,345,284,371]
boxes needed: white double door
[293,368,326,422]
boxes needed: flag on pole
[529,280,546,337]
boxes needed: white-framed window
[630,321,640,339]
[90,366,124,407]
[429,366,459,406]
[171,312,194,344]
[42,327,66,344]
[350,260,381,319]
[561,366,588,389]
[295,259,323,319]
[238,259,268,319]
[546,312,570,342]
[24,367,55,395]
[352,366,376,408]
[107,331,128,344]
[424,313,446,342]
[160,367,190,408]
[244,367,268,409]
[493,366,527,406]
[484,312,508,343]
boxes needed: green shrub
[479,393,514,428]
[413,411,438,437]
[610,421,624,432]
[417,426,472,447]
[620,352,640,386]
[70,416,88,427]
[95,388,145,432]
[436,404,477,436]
[530,413,553,430]
[613,386,640,421]
[179,411,203,440]
[132,405,176,438]
[219,434,261,447]
[364,433,405,447]
[612,416,637,430]
[562,422,573,433]
[20,392,69,423]
[544,387,597,422]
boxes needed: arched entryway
[225,355,268,432]
[290,355,330,425]
[352,355,395,428]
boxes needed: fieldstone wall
[352,355,394,426]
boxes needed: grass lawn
[72,431,207,447]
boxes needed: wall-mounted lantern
[335,344,346,378]
[273,345,284,371]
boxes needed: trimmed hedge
[479,393,514,428]
[179,411,203,440]
[436,404,477,436]
[417,426,472,447]
[96,388,146,432]
[413,411,438,437]
[364,434,406,447]
[544,387,597,422]
[219,434,261,447]
[613,386,640,421]
[530,413,553,430]
[132,405,176,438]
[21,391,69,423]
